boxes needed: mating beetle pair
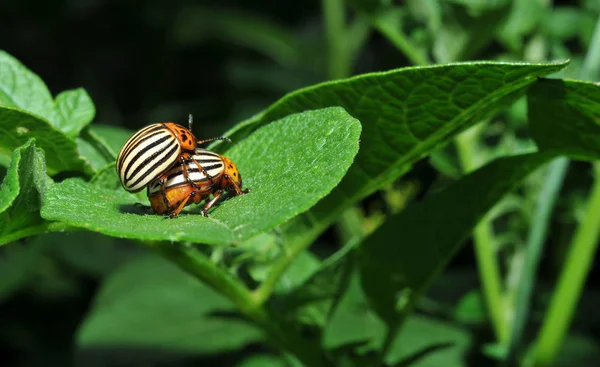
[116,115,247,218]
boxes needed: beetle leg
[201,190,224,217]
[189,157,216,186]
[178,153,200,189]
[169,191,196,218]
[156,176,169,209]
[223,174,248,196]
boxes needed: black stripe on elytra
[164,163,223,182]
[124,135,173,180]
[194,159,223,164]
[118,125,165,166]
[194,151,220,158]
[128,143,179,188]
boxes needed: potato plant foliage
[1,5,600,364]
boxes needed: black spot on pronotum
[181,134,188,142]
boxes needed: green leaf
[0,140,50,246]
[0,50,55,120]
[528,79,600,161]
[227,62,567,268]
[0,107,93,175]
[385,315,472,366]
[0,242,43,301]
[41,107,361,245]
[323,269,385,349]
[53,88,96,138]
[77,255,264,356]
[358,152,556,323]
[86,124,135,158]
[249,250,321,294]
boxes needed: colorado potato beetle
[147,148,247,218]
[116,115,227,192]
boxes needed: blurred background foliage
[1,0,600,366]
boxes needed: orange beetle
[116,114,228,193]
[147,148,248,218]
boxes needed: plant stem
[455,128,509,344]
[322,0,349,79]
[372,15,429,66]
[252,221,326,305]
[533,15,600,367]
[154,243,327,366]
[581,16,600,81]
[505,158,568,365]
[533,163,600,366]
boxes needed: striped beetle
[147,148,248,218]
[116,115,227,192]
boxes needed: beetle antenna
[197,136,232,145]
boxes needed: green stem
[154,243,327,366]
[455,127,509,344]
[581,16,600,81]
[533,163,600,366]
[372,16,429,66]
[532,15,600,367]
[505,158,568,365]
[322,0,349,79]
[252,222,326,305]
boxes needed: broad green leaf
[385,315,472,366]
[222,62,567,271]
[53,88,95,138]
[41,108,361,245]
[77,255,264,355]
[0,50,55,120]
[358,152,555,323]
[86,124,135,158]
[0,140,50,246]
[76,137,110,171]
[89,163,121,191]
[528,79,600,161]
[0,107,93,175]
[0,51,96,137]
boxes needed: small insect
[147,148,248,218]
[116,115,228,193]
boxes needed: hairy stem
[533,163,600,365]
[505,158,568,365]
[155,243,327,366]
[322,0,349,79]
